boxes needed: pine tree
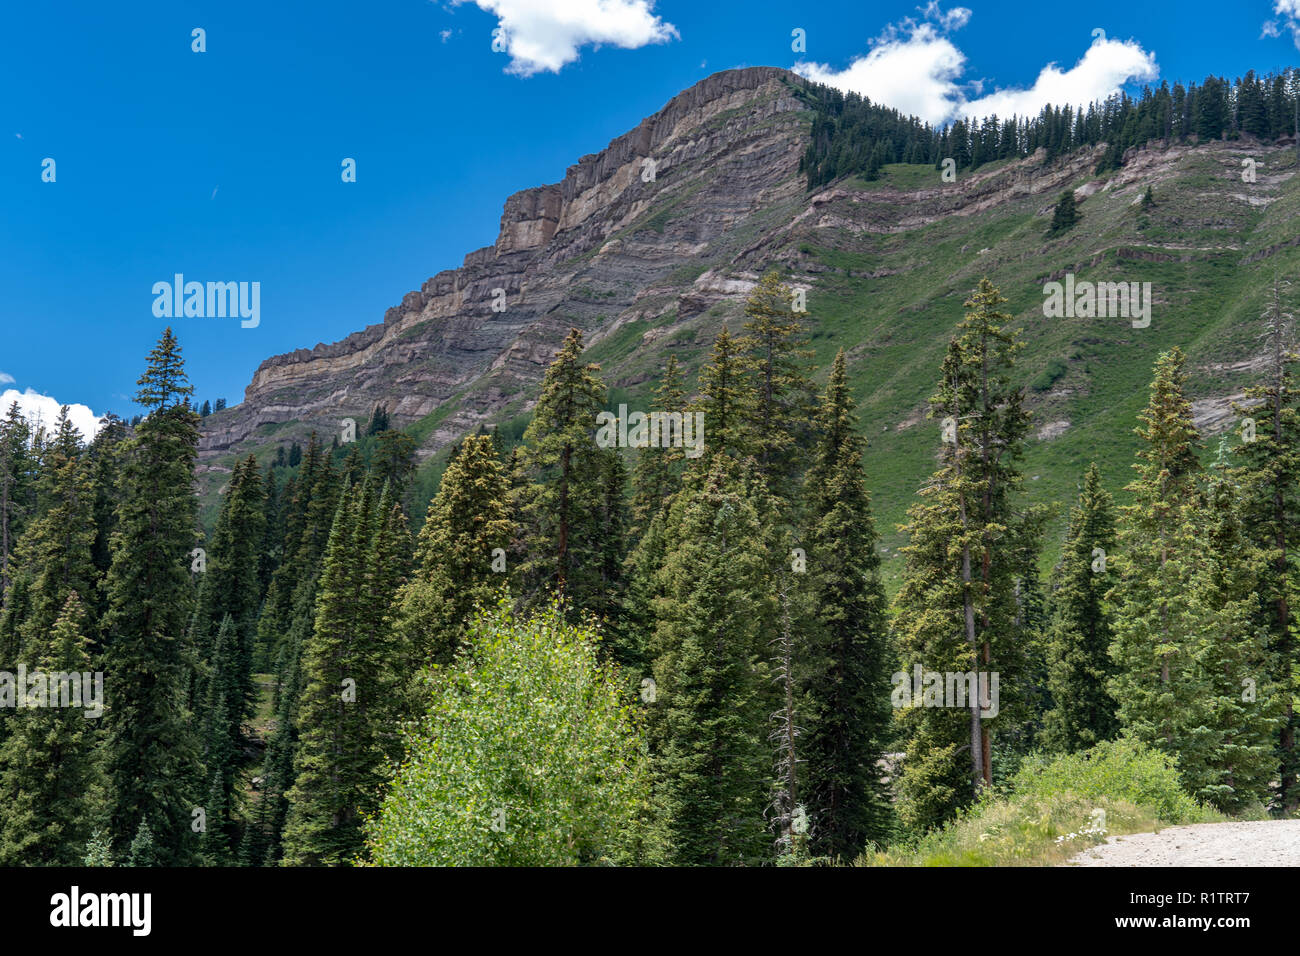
[515,328,619,614]
[371,430,416,496]
[692,326,754,461]
[83,830,115,867]
[1190,456,1282,811]
[1047,190,1080,236]
[192,454,266,743]
[799,350,892,857]
[100,327,203,863]
[281,482,368,865]
[741,271,817,497]
[256,573,315,864]
[892,443,979,830]
[1107,348,1222,794]
[648,457,775,865]
[769,575,805,861]
[0,401,34,604]
[257,435,337,671]
[126,820,161,866]
[87,414,129,630]
[1232,278,1300,810]
[397,434,513,673]
[592,452,630,657]
[629,356,686,541]
[0,592,104,865]
[281,477,410,865]
[198,615,240,861]
[894,280,1032,828]
[252,438,339,863]
[621,506,670,675]
[1043,463,1120,751]
[6,406,98,666]
[258,464,281,599]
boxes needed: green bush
[364,599,651,866]
[1012,738,1214,825]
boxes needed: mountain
[197,65,1300,576]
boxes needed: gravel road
[1067,820,1300,866]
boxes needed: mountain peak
[200,65,808,463]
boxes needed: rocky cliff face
[200,66,810,461]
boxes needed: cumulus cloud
[962,36,1158,120]
[0,373,13,385]
[795,4,1157,126]
[1263,0,1300,46]
[456,0,678,76]
[0,387,105,443]
[797,20,966,126]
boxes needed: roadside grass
[858,739,1225,866]
[858,791,1175,866]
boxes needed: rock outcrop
[201,66,808,460]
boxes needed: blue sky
[2,0,1298,436]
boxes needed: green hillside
[561,141,1300,587]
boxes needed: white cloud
[1264,0,1300,47]
[797,21,966,125]
[456,0,679,76]
[921,0,971,31]
[794,5,1157,126]
[0,373,13,385]
[961,36,1158,120]
[0,387,105,444]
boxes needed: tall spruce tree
[100,327,203,862]
[1043,463,1120,751]
[741,271,817,497]
[1190,456,1282,811]
[1108,348,1216,788]
[515,328,620,616]
[893,279,1032,829]
[692,325,754,462]
[799,350,892,857]
[648,457,775,864]
[1232,278,1300,810]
